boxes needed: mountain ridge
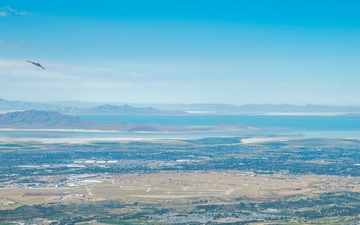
[0,99,185,115]
[0,110,255,132]
[1,98,360,114]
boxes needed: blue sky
[1,0,360,105]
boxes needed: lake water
[1,115,360,140]
[76,114,360,131]
[75,114,360,139]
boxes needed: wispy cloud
[66,66,113,73]
[0,40,34,51]
[43,80,136,91]
[0,58,142,101]
[0,6,31,17]
[127,71,145,77]
[0,58,136,87]
[0,58,77,79]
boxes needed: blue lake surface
[67,114,360,139]
[1,115,360,139]
[77,114,360,132]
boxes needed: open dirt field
[1,171,359,209]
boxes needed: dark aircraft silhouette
[27,60,45,70]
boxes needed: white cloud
[0,6,31,17]
[1,59,43,75]
[16,11,31,16]
[127,71,145,77]
[66,66,113,73]
[0,58,136,91]
[0,40,34,51]
[0,58,80,80]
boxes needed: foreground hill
[0,110,254,132]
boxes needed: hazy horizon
[1,1,360,105]
[3,97,360,108]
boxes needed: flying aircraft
[27,60,45,70]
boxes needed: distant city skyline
[1,1,360,105]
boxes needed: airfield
[1,171,359,209]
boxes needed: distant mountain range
[0,99,184,115]
[0,110,254,132]
[146,103,360,114]
[1,98,360,114]
[67,104,184,115]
